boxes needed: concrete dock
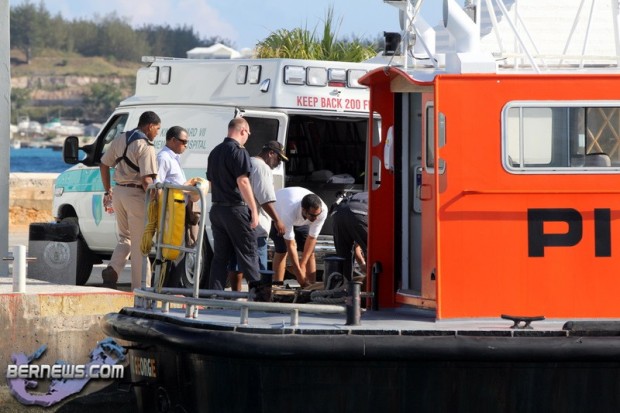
[1,174,137,411]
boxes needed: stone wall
[9,173,58,211]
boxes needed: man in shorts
[269,187,327,287]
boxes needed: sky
[11,0,448,50]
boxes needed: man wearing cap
[252,142,288,265]
[227,141,288,290]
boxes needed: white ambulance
[55,56,378,286]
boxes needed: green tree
[82,83,123,122]
[10,1,50,63]
[255,7,376,62]
[70,19,100,57]
[10,88,31,122]
[45,14,71,52]
[97,13,149,61]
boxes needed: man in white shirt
[270,187,327,287]
[156,126,188,186]
[154,126,189,287]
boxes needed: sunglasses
[306,210,322,219]
[174,136,189,145]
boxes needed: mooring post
[345,281,362,326]
[12,245,26,293]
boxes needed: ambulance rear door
[236,109,288,190]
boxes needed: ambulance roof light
[236,65,248,84]
[307,67,327,86]
[284,66,306,85]
[328,68,346,87]
[147,66,159,84]
[347,69,368,88]
[248,65,262,84]
[160,66,171,85]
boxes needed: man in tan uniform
[99,111,161,290]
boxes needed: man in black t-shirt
[206,118,260,290]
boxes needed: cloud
[98,0,239,42]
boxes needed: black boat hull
[103,312,620,413]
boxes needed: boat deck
[117,287,611,336]
[124,305,573,332]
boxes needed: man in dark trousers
[331,191,368,280]
[206,117,260,291]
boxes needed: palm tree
[255,7,376,62]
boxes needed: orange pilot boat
[103,1,620,412]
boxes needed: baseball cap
[263,141,289,161]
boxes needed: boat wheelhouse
[364,0,620,318]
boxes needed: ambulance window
[243,117,280,156]
[101,114,129,155]
[503,103,620,172]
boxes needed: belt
[116,183,143,189]
[212,201,247,207]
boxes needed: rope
[156,261,168,293]
[309,272,347,304]
[140,196,159,255]
[310,287,347,304]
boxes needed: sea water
[10,147,68,173]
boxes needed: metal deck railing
[134,288,346,327]
[135,182,361,326]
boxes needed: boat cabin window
[503,103,620,172]
[425,105,445,173]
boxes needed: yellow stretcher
[141,179,208,293]
[161,188,185,261]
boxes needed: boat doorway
[396,93,424,295]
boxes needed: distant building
[186,43,255,59]
[187,43,241,59]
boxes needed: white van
[55,56,377,285]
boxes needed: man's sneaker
[102,266,118,286]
